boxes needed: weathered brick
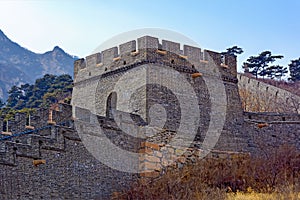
[145,155,161,163]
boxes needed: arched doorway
[106,92,117,119]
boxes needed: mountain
[0,29,77,100]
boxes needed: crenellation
[101,46,118,65]
[24,109,48,129]
[225,54,237,76]
[0,109,53,138]
[86,53,101,69]
[74,36,240,84]
[119,40,136,55]
[137,36,159,50]
[74,58,86,79]
[162,40,180,54]
[205,50,222,65]
[183,45,201,62]
[11,112,27,133]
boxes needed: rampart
[74,36,237,82]
[238,73,300,113]
[0,105,138,199]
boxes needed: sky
[0,0,300,72]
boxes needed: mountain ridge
[0,29,76,100]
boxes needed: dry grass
[112,145,300,200]
[227,187,300,200]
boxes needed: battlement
[74,36,237,82]
[0,104,72,137]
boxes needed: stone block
[86,53,101,69]
[183,45,201,62]
[102,47,118,65]
[137,36,159,50]
[162,40,180,54]
[119,40,136,55]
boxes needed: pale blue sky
[0,0,299,72]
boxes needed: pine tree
[266,65,288,80]
[288,58,300,82]
[244,51,283,78]
[222,46,244,56]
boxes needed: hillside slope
[0,29,77,100]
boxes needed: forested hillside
[0,74,73,120]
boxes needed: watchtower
[72,35,244,153]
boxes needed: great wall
[238,74,300,113]
[0,36,299,199]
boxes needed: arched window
[106,92,117,119]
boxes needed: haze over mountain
[0,29,77,100]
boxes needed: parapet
[0,103,72,137]
[74,58,86,78]
[74,36,237,81]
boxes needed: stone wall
[0,105,138,199]
[238,73,300,113]
[0,103,71,137]
[138,141,252,178]
[244,112,300,153]
[0,104,299,198]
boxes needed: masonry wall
[0,109,299,198]
[243,112,300,153]
[0,109,139,199]
[238,74,300,113]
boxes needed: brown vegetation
[112,145,300,200]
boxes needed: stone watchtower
[72,35,246,171]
